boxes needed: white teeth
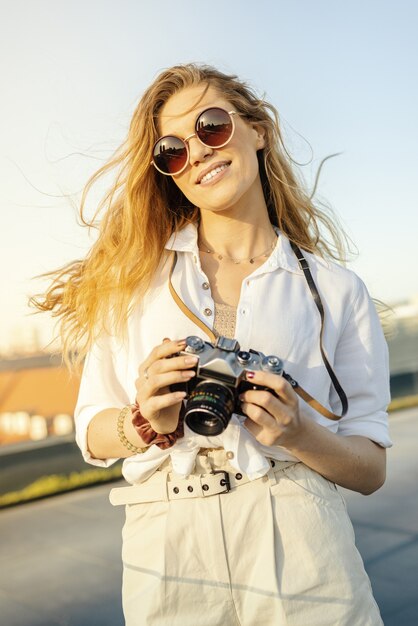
[200,163,229,184]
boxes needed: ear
[252,123,266,150]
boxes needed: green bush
[388,395,418,413]
[0,464,122,508]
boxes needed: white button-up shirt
[74,224,392,483]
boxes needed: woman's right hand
[134,338,197,434]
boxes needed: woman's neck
[197,206,276,260]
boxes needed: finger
[244,370,297,404]
[242,416,284,446]
[147,390,187,412]
[139,368,196,397]
[240,401,275,428]
[152,354,198,374]
[241,401,289,445]
[243,416,269,440]
[140,338,187,376]
[239,390,277,413]
[241,394,293,427]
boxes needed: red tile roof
[0,366,82,416]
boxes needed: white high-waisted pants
[110,449,382,626]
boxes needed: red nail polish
[246,371,255,379]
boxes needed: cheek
[236,148,260,188]
[234,133,260,175]
[168,175,203,208]
[247,150,261,177]
[171,175,195,200]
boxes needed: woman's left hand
[239,370,306,447]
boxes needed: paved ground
[1,408,417,626]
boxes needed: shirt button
[203,308,212,317]
[202,282,210,290]
[241,309,246,315]
[226,451,234,460]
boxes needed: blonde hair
[30,63,347,369]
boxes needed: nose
[187,135,213,166]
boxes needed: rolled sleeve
[331,277,392,448]
[74,332,130,467]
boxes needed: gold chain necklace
[198,233,278,264]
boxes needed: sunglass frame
[150,107,237,176]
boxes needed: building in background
[0,354,81,445]
[386,296,418,398]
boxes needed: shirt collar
[165,222,303,274]
[165,223,199,253]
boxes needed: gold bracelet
[117,405,148,454]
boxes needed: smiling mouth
[198,162,231,185]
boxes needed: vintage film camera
[172,335,284,436]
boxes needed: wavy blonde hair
[30,63,347,370]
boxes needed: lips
[196,161,231,184]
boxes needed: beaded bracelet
[131,402,184,450]
[117,405,148,454]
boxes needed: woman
[33,64,391,625]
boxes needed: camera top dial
[237,351,251,365]
[261,355,283,374]
[185,336,206,354]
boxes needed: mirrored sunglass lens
[153,137,187,174]
[196,108,233,147]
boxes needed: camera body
[172,335,283,436]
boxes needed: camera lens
[184,380,235,436]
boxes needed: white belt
[109,460,299,506]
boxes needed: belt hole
[220,479,227,486]
[173,487,179,494]
[202,484,209,491]
[235,473,242,480]
[187,486,193,492]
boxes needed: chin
[198,189,247,215]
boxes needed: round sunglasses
[150,107,237,176]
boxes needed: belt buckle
[211,470,231,493]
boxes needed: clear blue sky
[1,0,417,353]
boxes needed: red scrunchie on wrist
[131,402,184,450]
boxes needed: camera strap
[168,245,348,421]
[289,243,348,419]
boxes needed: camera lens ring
[184,380,235,436]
